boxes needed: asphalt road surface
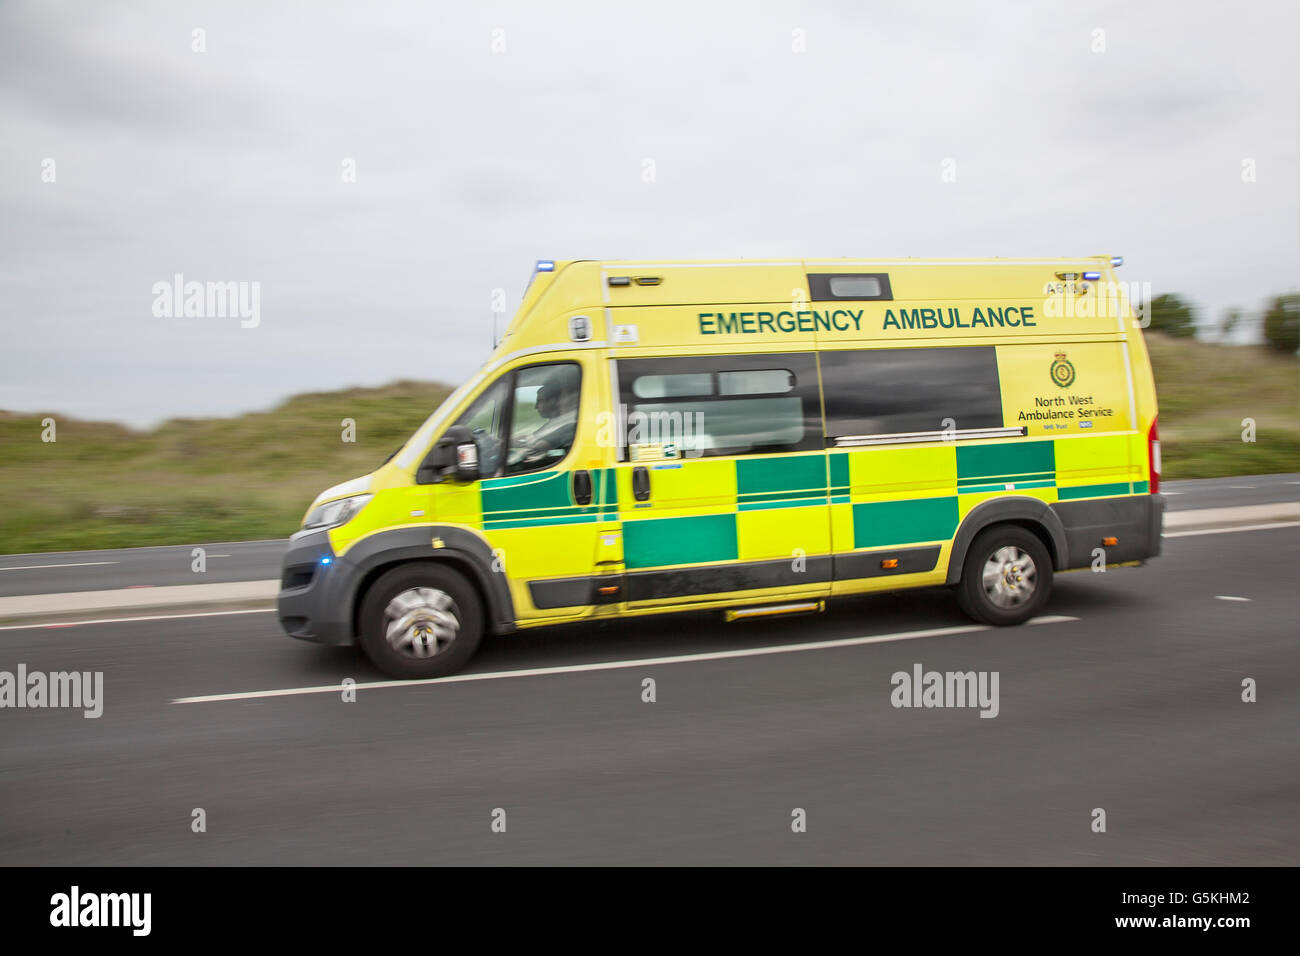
[1,522,1295,865]
[0,538,288,597]
[1,473,1297,597]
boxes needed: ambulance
[277,257,1165,678]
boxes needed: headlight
[301,494,373,531]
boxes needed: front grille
[281,565,316,590]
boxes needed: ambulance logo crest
[1050,352,1076,388]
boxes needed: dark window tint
[807,273,893,301]
[617,353,821,458]
[820,346,1003,438]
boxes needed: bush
[1262,293,1300,353]
[1144,293,1197,338]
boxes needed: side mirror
[452,437,480,483]
[417,426,480,484]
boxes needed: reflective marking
[1214,595,1250,602]
[1120,340,1137,432]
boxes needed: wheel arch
[340,526,516,641]
[944,496,1068,585]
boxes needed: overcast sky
[1,0,1296,427]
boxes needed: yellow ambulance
[278,257,1164,677]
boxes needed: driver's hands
[507,435,550,467]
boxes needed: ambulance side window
[820,346,1003,439]
[449,362,583,478]
[617,353,821,458]
[503,363,582,475]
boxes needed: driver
[515,370,579,465]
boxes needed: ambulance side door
[431,353,614,624]
[611,351,832,609]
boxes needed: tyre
[955,524,1053,626]
[357,563,484,679]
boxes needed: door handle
[632,466,650,501]
[573,469,592,506]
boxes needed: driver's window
[452,376,510,478]
[504,363,582,475]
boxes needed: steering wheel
[506,433,550,468]
[472,428,504,475]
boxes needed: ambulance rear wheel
[956,525,1052,626]
[358,563,483,679]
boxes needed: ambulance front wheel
[358,563,484,679]
[955,525,1053,626]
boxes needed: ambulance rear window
[808,273,893,301]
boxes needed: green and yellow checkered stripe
[478,435,1145,573]
[480,468,618,530]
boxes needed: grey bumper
[1050,493,1165,569]
[275,529,358,646]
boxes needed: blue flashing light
[535,259,555,272]
[320,556,332,566]
[1082,271,1101,281]
[1110,256,1124,267]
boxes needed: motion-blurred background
[1,0,1297,552]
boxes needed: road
[0,518,1295,865]
[1,473,1297,597]
[0,539,288,598]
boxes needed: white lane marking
[0,608,274,632]
[1215,595,1250,602]
[0,540,285,562]
[0,561,118,572]
[1164,521,1300,538]
[1228,485,1256,489]
[172,615,1079,705]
